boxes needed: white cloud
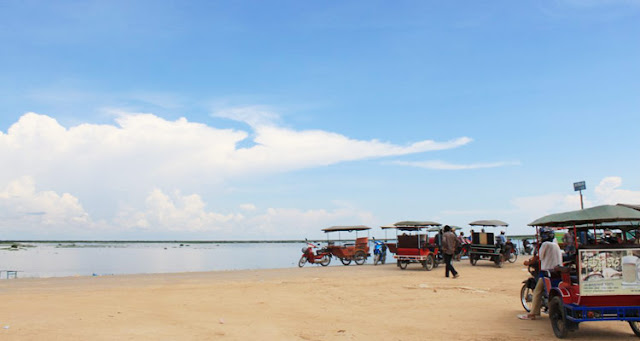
[213,106,281,127]
[239,203,257,211]
[115,189,243,232]
[393,160,520,170]
[0,176,92,229]
[0,110,471,237]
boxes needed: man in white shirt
[518,227,563,320]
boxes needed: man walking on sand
[442,225,459,278]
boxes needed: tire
[508,252,518,263]
[495,256,503,268]
[520,283,533,312]
[381,254,386,265]
[340,258,351,266]
[354,251,366,265]
[374,253,380,266]
[470,255,477,266]
[298,255,307,268]
[320,255,331,266]
[399,261,408,270]
[629,321,640,337]
[423,255,435,271]
[549,296,569,338]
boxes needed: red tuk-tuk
[527,204,640,338]
[322,225,371,265]
[391,221,442,271]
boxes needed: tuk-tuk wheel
[629,321,640,337]
[494,257,503,268]
[549,296,570,338]
[470,256,477,266]
[298,255,307,268]
[340,258,351,266]
[398,261,408,270]
[423,254,435,271]
[354,251,366,265]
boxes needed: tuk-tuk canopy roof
[392,221,441,231]
[322,225,372,232]
[618,203,640,211]
[380,224,397,230]
[469,220,509,227]
[528,205,640,228]
[427,226,458,232]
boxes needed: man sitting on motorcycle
[518,227,563,320]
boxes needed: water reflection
[1,243,308,278]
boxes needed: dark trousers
[444,253,457,277]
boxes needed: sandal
[517,314,538,320]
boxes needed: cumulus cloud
[115,189,243,232]
[0,176,91,229]
[0,111,470,187]
[393,160,520,170]
[0,109,476,237]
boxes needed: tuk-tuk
[322,225,371,265]
[467,219,509,267]
[527,204,640,338]
[391,221,442,270]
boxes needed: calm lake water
[0,242,317,278]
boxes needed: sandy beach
[0,260,633,341]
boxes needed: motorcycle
[505,242,518,263]
[298,241,331,267]
[373,240,387,265]
[520,262,548,313]
[454,243,470,261]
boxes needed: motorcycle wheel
[520,283,533,312]
[354,251,366,265]
[340,258,352,266]
[629,321,640,337]
[298,255,307,268]
[494,256,503,268]
[373,253,380,266]
[508,252,518,263]
[320,255,331,266]
[381,254,386,265]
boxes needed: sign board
[574,181,586,191]
[579,248,640,296]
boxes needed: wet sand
[0,259,633,340]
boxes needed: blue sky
[1,1,639,240]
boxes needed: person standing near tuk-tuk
[442,225,459,278]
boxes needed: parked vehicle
[467,219,509,267]
[323,225,371,265]
[373,239,387,265]
[390,221,442,271]
[298,240,331,267]
[526,204,640,338]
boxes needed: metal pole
[579,190,584,210]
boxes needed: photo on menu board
[579,249,640,296]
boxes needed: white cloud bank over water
[0,111,467,238]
